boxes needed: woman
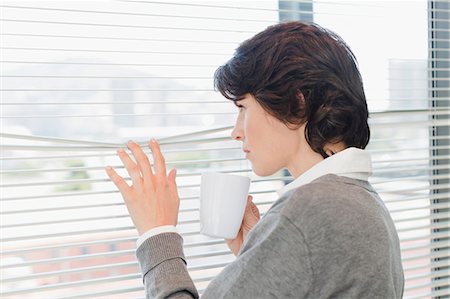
[106,21,404,298]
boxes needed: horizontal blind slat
[2,157,449,175]
[0,273,142,296]
[0,18,258,34]
[402,240,450,252]
[2,182,446,204]
[1,237,223,255]
[0,4,274,23]
[0,32,236,44]
[399,231,450,243]
[1,171,448,188]
[403,259,450,272]
[406,288,450,299]
[60,286,145,299]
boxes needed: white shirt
[277,147,372,198]
[136,147,372,248]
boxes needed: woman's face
[231,94,305,177]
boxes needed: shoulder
[280,174,385,234]
[270,175,403,297]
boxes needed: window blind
[1,1,449,298]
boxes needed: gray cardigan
[136,174,404,298]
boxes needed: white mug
[200,172,251,239]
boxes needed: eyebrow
[233,100,244,107]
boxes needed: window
[1,1,449,298]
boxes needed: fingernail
[151,138,157,144]
[105,166,112,171]
[117,148,125,154]
[128,140,134,146]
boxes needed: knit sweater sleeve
[135,214,311,299]
[135,232,199,299]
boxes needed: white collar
[277,147,372,197]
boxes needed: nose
[231,127,243,141]
[231,116,244,141]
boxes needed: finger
[105,166,132,198]
[150,139,167,178]
[117,148,143,189]
[168,168,180,197]
[225,225,243,243]
[246,195,260,219]
[127,140,154,184]
[245,195,254,208]
[250,202,260,219]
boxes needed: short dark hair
[214,21,370,158]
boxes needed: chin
[251,164,279,177]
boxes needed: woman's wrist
[136,225,178,248]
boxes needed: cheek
[271,121,299,150]
[243,114,258,142]
[244,110,295,175]
[260,124,298,166]
[249,135,289,176]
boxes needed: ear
[323,142,347,157]
[296,90,307,110]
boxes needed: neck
[288,148,323,178]
[288,141,347,179]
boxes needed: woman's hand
[225,195,260,256]
[105,139,180,235]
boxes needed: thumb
[168,168,176,181]
[168,169,178,191]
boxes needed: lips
[243,149,250,153]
